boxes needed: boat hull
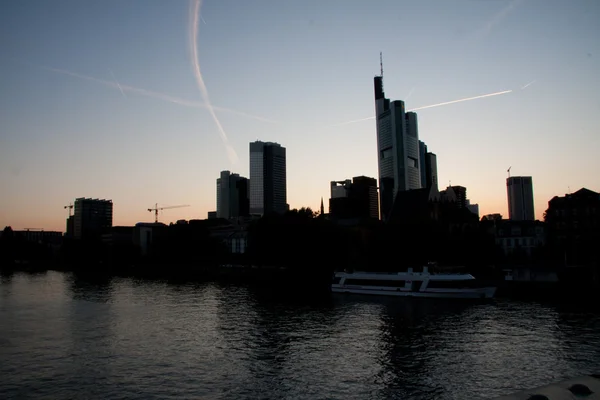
[331,286,497,299]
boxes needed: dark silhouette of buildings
[329,176,379,220]
[374,72,421,222]
[419,141,438,191]
[448,185,467,209]
[507,176,535,221]
[545,188,600,265]
[492,220,546,259]
[249,141,288,215]
[216,171,249,219]
[73,198,113,240]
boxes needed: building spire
[320,197,325,216]
[380,51,383,77]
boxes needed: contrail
[38,64,277,123]
[521,80,536,90]
[405,87,415,102]
[190,0,238,165]
[330,89,513,126]
[408,89,512,112]
[108,68,127,98]
[200,15,207,25]
[480,0,523,39]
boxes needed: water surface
[1,271,599,399]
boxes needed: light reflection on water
[0,270,599,399]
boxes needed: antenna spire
[380,52,383,77]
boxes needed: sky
[1,0,599,231]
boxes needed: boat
[331,263,496,299]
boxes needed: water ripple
[1,271,600,399]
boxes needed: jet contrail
[521,80,536,90]
[408,89,512,112]
[190,0,238,165]
[108,68,127,98]
[38,64,277,123]
[330,89,513,126]
[405,87,415,101]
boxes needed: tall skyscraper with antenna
[374,53,421,222]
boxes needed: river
[1,270,599,399]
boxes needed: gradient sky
[1,0,599,231]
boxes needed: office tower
[73,198,113,239]
[425,152,438,191]
[419,141,428,188]
[419,140,438,191]
[249,141,287,215]
[507,176,535,221]
[374,72,421,222]
[216,171,249,219]
[329,176,379,220]
[449,185,468,209]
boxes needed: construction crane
[147,203,190,223]
[64,203,74,217]
[507,166,512,178]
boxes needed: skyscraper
[374,74,421,222]
[419,140,438,191]
[419,141,428,188]
[507,176,535,221]
[425,152,438,191]
[329,176,379,220]
[216,171,249,219]
[249,141,287,215]
[73,198,113,240]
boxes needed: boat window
[344,279,405,287]
[426,280,481,289]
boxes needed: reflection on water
[1,271,599,399]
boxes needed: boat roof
[336,271,475,280]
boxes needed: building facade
[216,171,249,219]
[425,152,438,191]
[329,176,379,220]
[544,188,600,265]
[249,141,287,215]
[73,198,113,240]
[507,176,535,221]
[374,75,421,222]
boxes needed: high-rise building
[419,140,438,191]
[249,141,287,215]
[425,152,438,191]
[374,74,421,222]
[419,141,428,188]
[73,198,113,240]
[507,176,535,221]
[449,185,468,209]
[216,170,249,219]
[329,176,379,220]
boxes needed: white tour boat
[332,264,496,299]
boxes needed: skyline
[1,0,599,231]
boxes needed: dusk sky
[1,0,599,231]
